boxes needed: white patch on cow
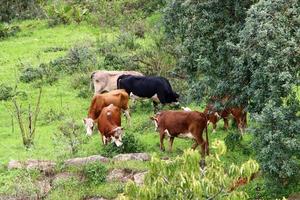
[103,135,107,144]
[151,94,160,103]
[164,129,171,137]
[207,120,210,125]
[154,120,158,131]
[83,118,94,136]
[178,132,194,139]
[214,112,221,118]
[182,107,192,111]
[107,111,111,116]
[110,127,123,147]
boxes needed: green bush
[0,84,14,101]
[0,24,20,39]
[83,163,108,185]
[102,133,144,158]
[121,140,260,200]
[19,67,43,83]
[41,108,65,125]
[0,0,43,22]
[117,32,140,50]
[53,119,87,156]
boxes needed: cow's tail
[205,116,209,155]
[117,75,126,89]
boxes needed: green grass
[0,20,259,199]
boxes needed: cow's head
[83,118,94,136]
[109,127,124,147]
[150,114,160,131]
[170,92,180,107]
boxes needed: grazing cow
[91,70,143,94]
[96,104,124,146]
[204,98,247,133]
[150,110,209,158]
[117,75,180,111]
[83,89,130,136]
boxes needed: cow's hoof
[199,159,206,169]
[160,148,165,152]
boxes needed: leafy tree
[164,0,255,101]
[120,140,259,200]
[233,0,300,190]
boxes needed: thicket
[121,141,259,200]
[164,0,300,197]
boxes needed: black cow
[117,75,179,111]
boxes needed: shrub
[0,23,20,39]
[117,32,139,50]
[53,119,87,156]
[0,0,44,22]
[102,133,144,157]
[103,53,127,70]
[121,140,259,200]
[83,163,108,185]
[41,108,65,125]
[0,84,14,101]
[19,67,43,83]
[64,42,96,74]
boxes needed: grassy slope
[0,20,258,199]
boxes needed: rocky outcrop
[107,168,148,185]
[133,171,148,185]
[113,153,150,162]
[64,155,109,167]
[8,160,56,175]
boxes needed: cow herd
[84,70,247,158]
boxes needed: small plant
[0,23,20,39]
[53,119,87,155]
[83,163,108,185]
[102,133,144,157]
[19,67,43,83]
[12,87,42,148]
[0,83,14,101]
[41,108,65,125]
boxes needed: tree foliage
[120,140,259,200]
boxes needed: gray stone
[26,160,56,175]
[7,160,23,170]
[113,153,150,162]
[288,193,300,200]
[52,172,82,185]
[133,171,148,185]
[36,178,51,197]
[7,160,56,175]
[107,168,135,183]
[64,155,109,167]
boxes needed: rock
[113,153,150,162]
[7,159,56,175]
[7,160,23,169]
[133,171,148,185]
[84,198,108,200]
[36,178,51,198]
[64,155,109,167]
[288,193,300,200]
[26,160,56,175]
[52,172,83,185]
[107,168,135,183]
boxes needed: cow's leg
[195,135,206,158]
[223,117,229,130]
[168,137,174,152]
[212,123,217,133]
[191,140,198,150]
[124,109,131,126]
[153,101,159,113]
[159,132,165,151]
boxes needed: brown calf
[96,104,123,146]
[83,89,130,136]
[151,111,209,158]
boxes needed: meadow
[0,1,299,199]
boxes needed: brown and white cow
[96,104,124,146]
[91,70,143,94]
[204,101,247,133]
[150,110,209,157]
[83,89,130,136]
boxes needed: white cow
[91,70,143,94]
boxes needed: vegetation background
[0,0,299,199]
